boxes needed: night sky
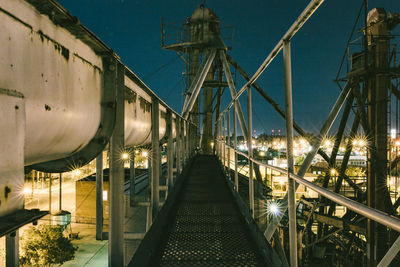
[57,0,399,136]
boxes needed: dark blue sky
[58,0,399,135]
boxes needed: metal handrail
[218,140,400,233]
[221,0,325,114]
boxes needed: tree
[345,166,366,177]
[20,225,77,266]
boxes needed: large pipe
[1,0,180,175]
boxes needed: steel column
[108,61,125,267]
[247,86,254,217]
[227,108,231,175]
[223,112,226,170]
[185,120,190,159]
[176,118,181,174]
[183,119,186,165]
[264,82,352,241]
[48,173,51,218]
[283,40,297,267]
[219,118,222,160]
[6,231,18,267]
[181,119,186,164]
[167,111,174,189]
[151,98,160,219]
[59,173,62,211]
[129,150,135,206]
[234,101,239,191]
[96,152,103,240]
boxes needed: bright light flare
[268,202,281,216]
[142,151,148,157]
[391,129,396,139]
[395,140,400,147]
[121,152,129,160]
[24,187,31,195]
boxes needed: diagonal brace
[264,82,352,241]
[182,49,217,119]
[219,50,249,140]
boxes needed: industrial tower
[162,5,231,154]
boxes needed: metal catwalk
[151,155,267,266]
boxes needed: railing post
[151,98,160,220]
[6,231,19,267]
[185,120,190,160]
[167,111,173,189]
[284,39,298,267]
[48,173,52,218]
[176,118,181,174]
[234,101,239,192]
[96,152,103,240]
[59,173,62,211]
[218,118,222,160]
[220,117,223,161]
[227,108,231,177]
[223,112,226,171]
[129,150,135,206]
[181,118,185,166]
[247,86,254,217]
[109,61,124,267]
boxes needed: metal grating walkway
[152,155,266,266]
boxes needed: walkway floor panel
[154,155,266,266]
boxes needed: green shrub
[20,225,77,266]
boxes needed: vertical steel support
[146,158,152,231]
[181,118,185,166]
[96,152,103,240]
[6,231,18,267]
[227,108,231,175]
[220,117,223,160]
[176,118,181,174]
[129,150,135,206]
[222,112,226,170]
[284,40,298,267]
[48,173,52,218]
[234,101,239,191]
[151,98,160,219]
[108,61,125,267]
[218,118,221,159]
[264,82,352,241]
[185,120,190,160]
[167,111,174,189]
[59,173,62,211]
[247,86,255,217]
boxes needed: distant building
[336,155,367,167]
